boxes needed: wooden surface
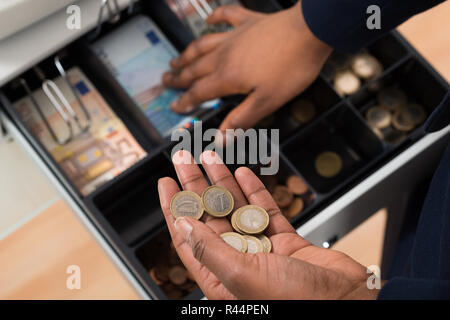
[0,200,139,299]
[0,2,449,300]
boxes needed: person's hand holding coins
[157,150,384,299]
[162,1,332,131]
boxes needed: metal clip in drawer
[19,56,91,146]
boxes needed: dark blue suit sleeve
[302,0,445,52]
[378,278,450,300]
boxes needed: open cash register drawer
[0,0,449,299]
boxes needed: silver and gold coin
[243,235,264,254]
[334,70,361,96]
[220,232,248,253]
[170,191,204,220]
[201,185,234,217]
[402,103,426,125]
[234,205,270,235]
[291,99,316,124]
[366,106,392,129]
[231,211,244,234]
[257,234,272,253]
[315,151,343,178]
[351,53,383,80]
[377,87,407,111]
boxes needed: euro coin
[291,99,316,124]
[334,70,361,96]
[220,232,248,253]
[392,110,415,132]
[377,87,407,111]
[286,175,309,195]
[170,191,204,220]
[272,185,294,208]
[257,234,272,253]
[366,106,392,129]
[315,151,343,178]
[234,205,270,234]
[402,103,426,125]
[284,197,304,219]
[243,235,264,254]
[351,53,383,80]
[231,211,244,234]
[201,185,234,217]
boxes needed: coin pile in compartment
[323,51,384,97]
[170,185,273,254]
[365,86,427,144]
[147,238,198,299]
[260,173,315,220]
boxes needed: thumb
[174,217,250,288]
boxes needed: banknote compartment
[1,49,153,199]
[282,103,384,194]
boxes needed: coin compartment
[168,108,279,174]
[84,152,176,246]
[321,32,410,95]
[351,57,449,145]
[282,103,384,193]
[135,228,203,300]
[253,153,317,222]
[257,77,341,140]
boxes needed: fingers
[170,74,229,113]
[163,52,215,89]
[200,150,248,210]
[234,167,296,236]
[218,91,269,131]
[172,150,231,233]
[206,5,265,27]
[174,216,252,293]
[158,177,235,299]
[170,33,229,70]
[157,177,201,272]
[172,150,209,195]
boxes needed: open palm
[158,150,378,299]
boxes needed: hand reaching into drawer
[157,150,382,299]
[162,2,332,131]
